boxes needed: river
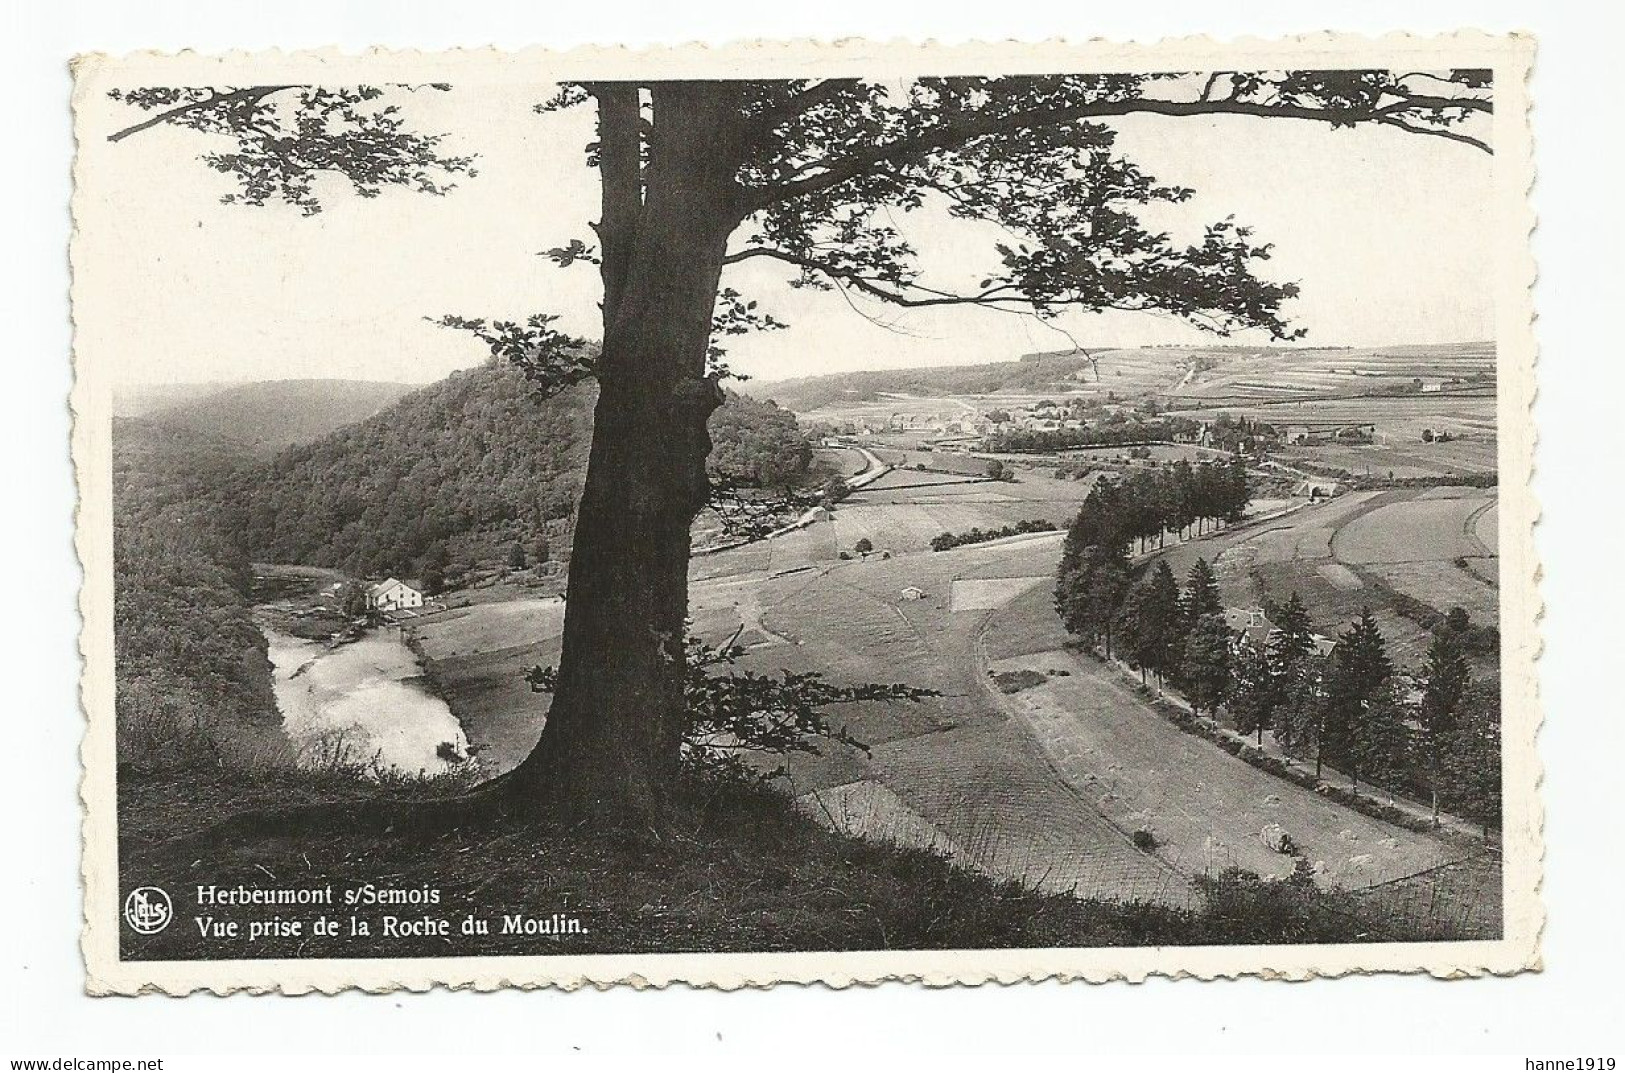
[261,623,471,778]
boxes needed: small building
[366,577,424,613]
[900,586,927,601]
[1225,607,1274,653]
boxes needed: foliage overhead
[109,69,1494,364]
[108,84,474,215]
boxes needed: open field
[830,467,1095,556]
[817,445,870,477]
[990,644,1458,888]
[1152,486,1498,666]
[721,526,1491,910]
[397,441,1497,921]
[1275,437,1496,480]
[1166,342,1494,404]
[1334,491,1496,563]
[403,598,564,773]
[772,343,1493,423]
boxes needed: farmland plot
[994,647,1456,888]
[870,723,1194,904]
[1333,493,1494,563]
[834,469,1091,554]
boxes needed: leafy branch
[527,633,937,766]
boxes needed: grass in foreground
[117,766,1444,961]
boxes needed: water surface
[262,624,469,777]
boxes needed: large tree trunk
[508,83,747,821]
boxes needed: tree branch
[106,85,293,142]
[749,92,1490,208]
[742,79,856,141]
[722,246,1028,308]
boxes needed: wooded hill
[115,378,420,453]
[119,360,820,585]
[112,419,288,772]
[112,360,820,767]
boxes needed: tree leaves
[108,84,474,215]
[527,633,937,767]
[431,313,598,398]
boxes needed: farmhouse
[366,577,424,613]
[1225,607,1274,652]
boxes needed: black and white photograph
[66,33,1540,994]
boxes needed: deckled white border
[71,30,1540,995]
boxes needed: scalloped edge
[70,29,1541,996]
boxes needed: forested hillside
[190,362,821,581]
[222,363,595,579]
[129,379,420,453]
[112,420,287,771]
[705,390,814,489]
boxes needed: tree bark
[509,83,748,821]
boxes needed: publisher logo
[123,886,173,934]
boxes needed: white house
[367,577,424,613]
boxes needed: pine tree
[1324,608,1394,791]
[1057,543,1130,655]
[1183,558,1224,625]
[1419,625,1473,820]
[1351,680,1413,799]
[1181,612,1234,718]
[1440,678,1502,836]
[1273,652,1327,765]
[1267,592,1315,674]
[1132,560,1184,688]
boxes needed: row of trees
[1058,540,1502,829]
[1060,457,1251,564]
[986,415,1203,454]
[929,518,1058,552]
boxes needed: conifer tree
[1323,608,1394,791]
[1183,558,1224,625]
[1419,624,1473,820]
[1182,612,1235,718]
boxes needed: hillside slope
[195,362,818,581]
[747,351,1102,412]
[134,378,421,452]
[113,418,290,771]
[748,342,1494,415]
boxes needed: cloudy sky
[77,80,1496,387]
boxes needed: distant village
[815,397,1381,453]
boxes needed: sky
[76,80,1497,387]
